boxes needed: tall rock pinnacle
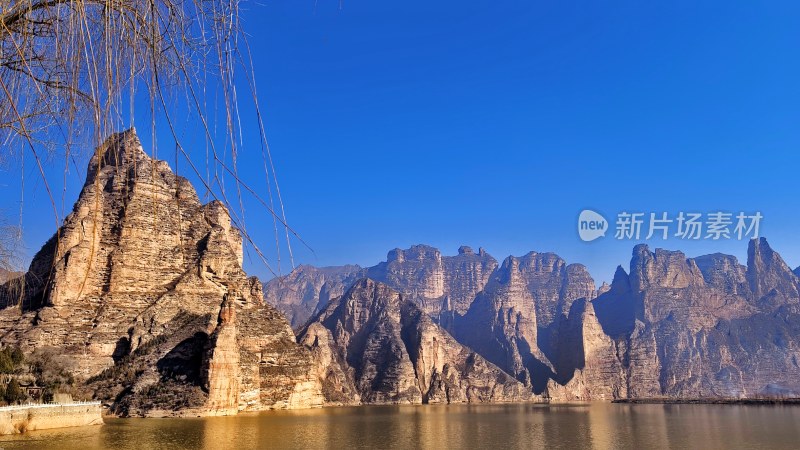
[0,129,324,416]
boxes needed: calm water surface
[1,403,798,449]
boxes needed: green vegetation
[86,334,169,385]
[2,379,26,404]
[0,345,24,373]
[0,345,29,404]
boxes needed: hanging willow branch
[0,0,303,277]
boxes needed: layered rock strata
[0,129,323,415]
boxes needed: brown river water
[0,403,798,449]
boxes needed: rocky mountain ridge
[270,239,800,401]
[297,278,536,405]
[0,269,21,284]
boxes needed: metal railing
[0,401,101,412]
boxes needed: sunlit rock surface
[0,129,323,416]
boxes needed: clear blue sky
[4,1,800,283]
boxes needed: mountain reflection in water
[1,403,798,449]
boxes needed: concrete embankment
[0,402,103,434]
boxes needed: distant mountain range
[266,239,800,400]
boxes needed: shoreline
[111,398,800,419]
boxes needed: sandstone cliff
[452,252,596,393]
[268,245,499,329]
[297,278,536,405]
[276,239,800,402]
[547,298,626,401]
[0,129,323,416]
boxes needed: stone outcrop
[263,264,364,329]
[202,298,240,415]
[297,278,536,405]
[0,129,323,416]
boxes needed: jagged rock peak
[595,238,800,398]
[494,251,594,292]
[694,253,743,276]
[497,251,589,277]
[693,253,749,293]
[362,244,500,318]
[454,245,490,258]
[262,263,365,329]
[548,297,626,401]
[747,237,794,276]
[591,264,636,339]
[746,237,799,303]
[85,128,150,183]
[452,249,596,393]
[609,266,630,292]
[335,277,400,323]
